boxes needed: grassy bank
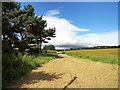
[2,52,58,88]
[65,48,118,65]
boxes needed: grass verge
[2,52,57,88]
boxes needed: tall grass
[65,48,118,65]
[2,52,57,88]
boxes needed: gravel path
[10,54,118,88]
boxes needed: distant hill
[56,45,119,51]
[69,45,119,50]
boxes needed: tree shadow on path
[16,71,65,86]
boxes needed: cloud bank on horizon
[42,9,118,49]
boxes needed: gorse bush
[2,52,56,87]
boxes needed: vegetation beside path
[3,51,58,88]
[65,48,118,65]
[2,2,56,88]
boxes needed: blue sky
[20,2,118,49]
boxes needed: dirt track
[10,54,118,88]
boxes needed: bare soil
[10,54,118,88]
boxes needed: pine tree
[26,15,56,54]
[2,2,21,52]
[2,2,56,54]
[2,3,36,53]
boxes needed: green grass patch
[2,52,57,88]
[65,52,118,65]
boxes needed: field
[65,48,118,65]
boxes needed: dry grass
[65,48,118,65]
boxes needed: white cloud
[45,10,60,16]
[77,31,118,46]
[42,10,118,49]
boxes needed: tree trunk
[39,41,42,55]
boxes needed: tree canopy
[2,2,56,54]
[43,45,55,50]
